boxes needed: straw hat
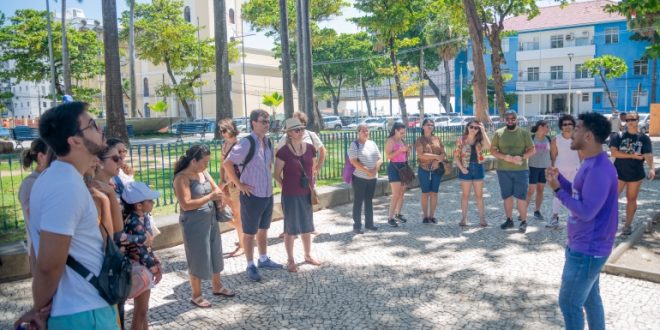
[283,118,305,131]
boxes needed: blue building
[454,0,658,116]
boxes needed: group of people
[12,100,655,330]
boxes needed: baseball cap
[121,181,161,204]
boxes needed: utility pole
[419,49,424,117]
[46,0,57,102]
[197,16,204,120]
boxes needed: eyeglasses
[626,118,639,122]
[359,129,369,133]
[257,119,271,125]
[425,124,435,128]
[103,155,121,163]
[78,119,99,134]
[468,126,480,130]
[505,117,516,122]
[290,128,303,133]
[562,123,574,127]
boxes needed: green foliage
[148,100,169,113]
[0,9,104,96]
[605,0,659,59]
[462,76,516,109]
[583,55,628,80]
[262,91,284,107]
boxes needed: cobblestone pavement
[2,172,659,329]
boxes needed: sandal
[227,247,244,258]
[287,260,298,273]
[212,287,236,297]
[459,219,468,227]
[190,296,212,308]
[479,222,489,227]
[304,256,322,266]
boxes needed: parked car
[322,115,343,130]
[233,117,249,133]
[346,117,388,131]
[340,116,358,126]
[639,113,650,134]
[444,116,476,128]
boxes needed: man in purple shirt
[546,112,618,330]
[223,109,283,282]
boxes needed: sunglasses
[78,119,99,134]
[505,117,516,122]
[468,125,480,130]
[258,119,271,125]
[103,155,121,163]
[290,128,303,133]
[626,118,639,122]
[425,124,435,128]
[220,128,228,133]
[562,123,574,127]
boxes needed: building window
[575,64,589,79]
[550,66,563,80]
[632,90,648,107]
[143,78,149,97]
[605,91,618,108]
[605,27,619,44]
[582,93,589,102]
[527,67,539,81]
[525,95,532,104]
[501,38,509,53]
[43,101,47,108]
[184,6,191,23]
[228,9,235,24]
[550,35,564,49]
[633,60,648,75]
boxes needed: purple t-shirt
[226,132,273,198]
[556,152,618,257]
[276,143,315,196]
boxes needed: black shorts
[529,167,547,184]
[239,194,274,235]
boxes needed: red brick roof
[503,0,625,32]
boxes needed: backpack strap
[238,135,272,178]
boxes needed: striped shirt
[226,132,273,198]
[349,139,381,180]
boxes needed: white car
[322,115,343,130]
[346,117,388,131]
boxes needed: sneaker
[533,211,544,220]
[545,215,559,229]
[395,214,408,223]
[353,228,364,234]
[365,225,378,231]
[430,217,438,224]
[500,218,514,229]
[246,264,261,282]
[257,257,284,269]
[519,221,528,233]
[621,225,633,236]
[422,218,430,224]
[387,218,399,227]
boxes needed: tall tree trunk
[61,0,72,95]
[388,38,408,125]
[419,49,425,117]
[46,0,57,101]
[600,72,617,112]
[164,61,194,119]
[330,89,340,115]
[361,77,372,116]
[279,0,295,118]
[652,58,657,103]
[462,0,490,122]
[214,0,233,138]
[128,0,137,118]
[295,0,305,114]
[422,70,446,109]
[101,0,128,142]
[301,0,319,131]
[442,60,454,112]
[486,24,506,117]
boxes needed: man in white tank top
[547,114,582,228]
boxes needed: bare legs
[228,198,244,257]
[388,182,405,219]
[131,290,150,330]
[285,232,320,272]
[460,180,486,226]
[421,192,438,219]
[618,180,642,227]
[526,183,545,213]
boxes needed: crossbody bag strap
[66,224,111,290]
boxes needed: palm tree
[128,0,137,117]
[57,0,82,96]
[262,92,284,116]
[214,0,233,139]
[102,0,129,142]
[278,0,294,118]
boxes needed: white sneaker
[545,215,559,228]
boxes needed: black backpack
[66,226,132,305]
[233,135,272,178]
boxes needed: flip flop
[190,296,212,308]
[304,257,322,266]
[212,287,236,297]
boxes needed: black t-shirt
[609,132,652,179]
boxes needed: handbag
[128,261,154,299]
[214,202,234,222]
[396,163,415,185]
[295,152,319,205]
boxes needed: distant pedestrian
[349,124,382,233]
[274,118,321,272]
[224,109,284,282]
[173,144,234,308]
[415,118,447,224]
[491,110,535,233]
[547,114,582,229]
[546,112,618,330]
[121,181,163,330]
[609,111,655,236]
[527,120,551,221]
[384,122,411,227]
[15,102,119,329]
[218,119,245,258]
[454,119,490,227]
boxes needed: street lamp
[230,33,256,124]
[575,90,582,115]
[459,60,464,116]
[567,53,574,115]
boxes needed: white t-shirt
[28,160,108,317]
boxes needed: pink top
[390,142,407,162]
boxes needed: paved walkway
[2,170,659,329]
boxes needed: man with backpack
[224,109,284,282]
[15,102,120,329]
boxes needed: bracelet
[554,187,561,194]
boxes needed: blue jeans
[559,247,608,330]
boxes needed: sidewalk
[2,170,659,329]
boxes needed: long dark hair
[462,119,484,145]
[421,118,434,136]
[21,138,49,169]
[173,144,211,176]
[388,122,406,138]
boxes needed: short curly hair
[578,112,610,144]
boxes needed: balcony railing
[516,72,595,91]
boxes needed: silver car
[323,115,343,130]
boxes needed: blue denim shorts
[496,170,529,200]
[417,167,442,193]
[458,162,485,181]
[387,162,407,182]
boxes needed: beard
[506,123,517,130]
[82,136,106,156]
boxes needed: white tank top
[554,134,580,168]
